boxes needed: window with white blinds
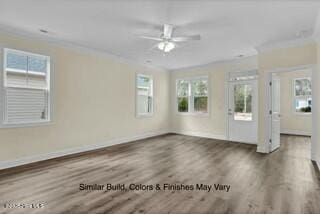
[2,48,51,125]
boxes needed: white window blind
[2,48,51,126]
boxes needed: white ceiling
[0,1,320,70]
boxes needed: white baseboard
[281,129,311,136]
[0,130,169,170]
[171,130,226,141]
[4,128,313,170]
[172,130,259,146]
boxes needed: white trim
[0,26,167,73]
[225,71,229,140]
[311,65,319,162]
[0,120,52,129]
[170,55,258,72]
[4,47,50,59]
[0,48,53,128]
[175,112,209,117]
[280,129,312,136]
[264,64,317,161]
[172,130,226,141]
[316,160,320,171]
[135,73,154,118]
[0,48,4,126]
[0,130,169,170]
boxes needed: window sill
[136,113,153,119]
[293,112,312,116]
[0,120,52,129]
[176,112,209,117]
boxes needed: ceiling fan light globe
[158,42,165,50]
[166,42,175,51]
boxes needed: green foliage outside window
[234,85,252,113]
[194,97,208,112]
[178,97,188,112]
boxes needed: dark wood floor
[0,134,319,214]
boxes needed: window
[176,77,208,114]
[177,80,189,112]
[233,84,253,121]
[2,48,51,126]
[136,74,153,117]
[294,78,312,113]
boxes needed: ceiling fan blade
[140,36,163,41]
[171,35,201,42]
[163,24,174,39]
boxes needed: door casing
[264,64,317,160]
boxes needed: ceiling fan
[140,24,201,53]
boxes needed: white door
[270,73,281,152]
[228,80,258,144]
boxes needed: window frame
[293,77,312,115]
[176,79,190,113]
[135,73,154,118]
[0,48,53,128]
[176,76,209,116]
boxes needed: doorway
[228,71,258,144]
[268,67,314,156]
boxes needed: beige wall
[278,69,312,135]
[0,31,170,162]
[170,56,258,138]
[257,43,317,152]
[1,30,319,167]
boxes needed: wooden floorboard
[0,134,319,214]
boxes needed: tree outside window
[177,78,208,114]
[294,78,311,113]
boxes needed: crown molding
[0,24,168,73]
[170,54,258,73]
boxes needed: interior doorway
[227,70,258,144]
[268,67,314,156]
